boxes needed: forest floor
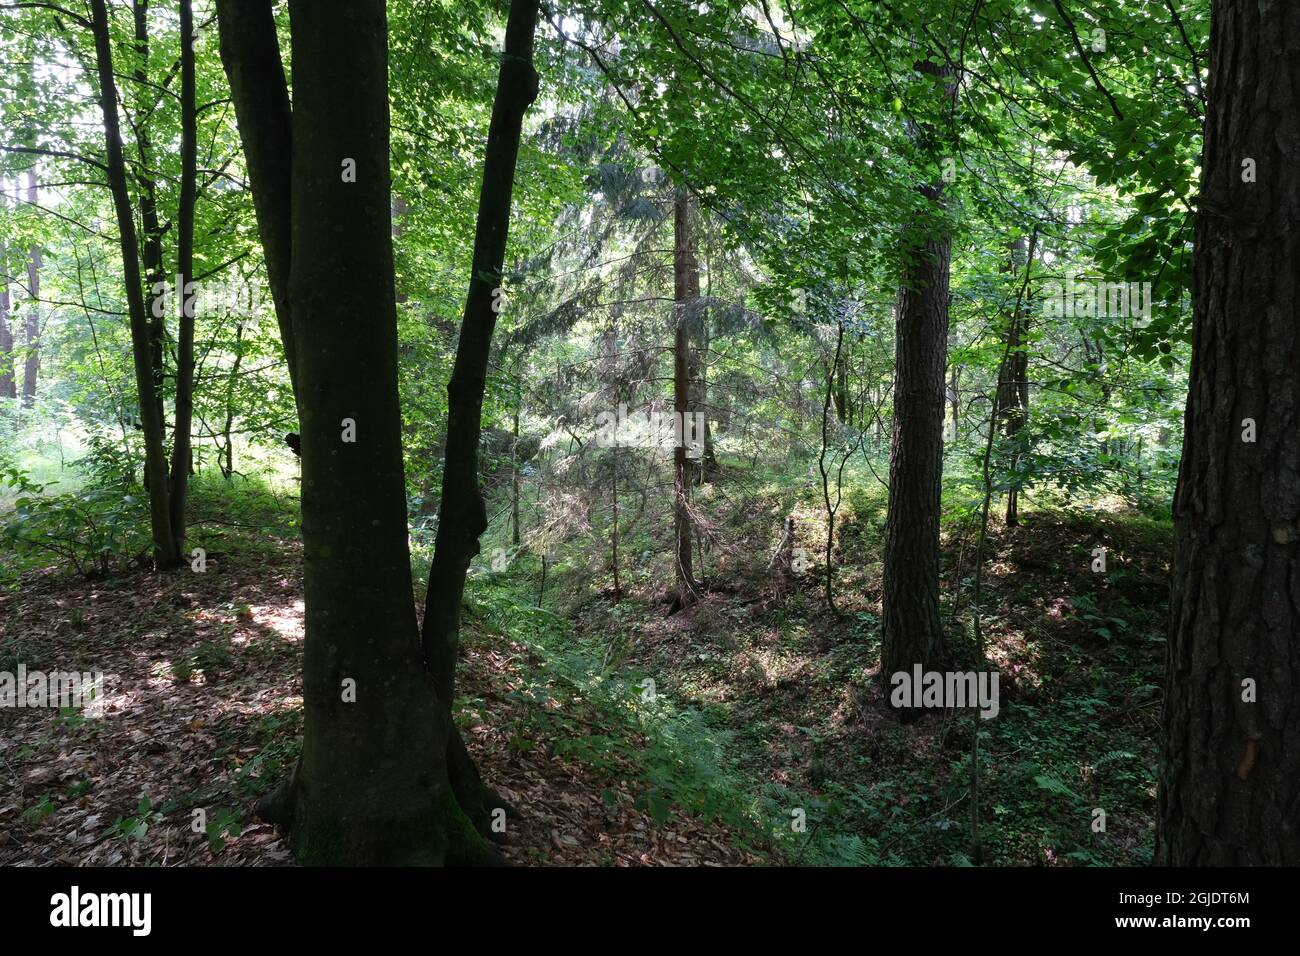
[0,475,1171,866]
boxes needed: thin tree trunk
[89,0,179,569]
[214,0,297,395]
[669,185,699,613]
[167,0,198,553]
[0,211,14,399]
[417,0,540,835]
[611,444,622,600]
[1156,0,1300,865]
[996,236,1030,527]
[21,168,40,408]
[511,395,521,547]
[220,322,243,479]
[131,1,168,438]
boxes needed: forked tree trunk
[1156,0,1300,865]
[277,0,495,865]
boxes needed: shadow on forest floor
[0,477,1171,866]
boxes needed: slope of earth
[556,482,1172,866]
[0,483,756,867]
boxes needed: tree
[995,236,1031,527]
[1156,0,1300,866]
[668,184,700,613]
[0,188,13,399]
[21,167,39,406]
[219,0,538,863]
[880,55,956,699]
[89,0,179,568]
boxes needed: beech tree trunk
[419,0,539,836]
[89,0,179,569]
[214,0,298,394]
[131,1,168,438]
[276,0,496,865]
[1156,0,1300,865]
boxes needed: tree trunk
[996,236,1030,527]
[131,1,168,438]
[21,168,40,408]
[416,0,540,837]
[669,185,699,613]
[881,59,955,704]
[214,0,298,395]
[220,322,244,480]
[277,0,492,865]
[1156,0,1300,865]
[89,0,179,569]
[511,396,521,547]
[167,0,198,555]
[0,217,14,400]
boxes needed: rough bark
[881,57,955,706]
[1156,0,1300,865]
[89,0,179,569]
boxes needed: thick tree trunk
[669,185,699,613]
[167,0,198,554]
[22,169,40,408]
[1156,0,1300,865]
[280,0,492,865]
[217,0,536,860]
[881,59,955,703]
[89,0,179,569]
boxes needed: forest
[0,0,1294,884]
